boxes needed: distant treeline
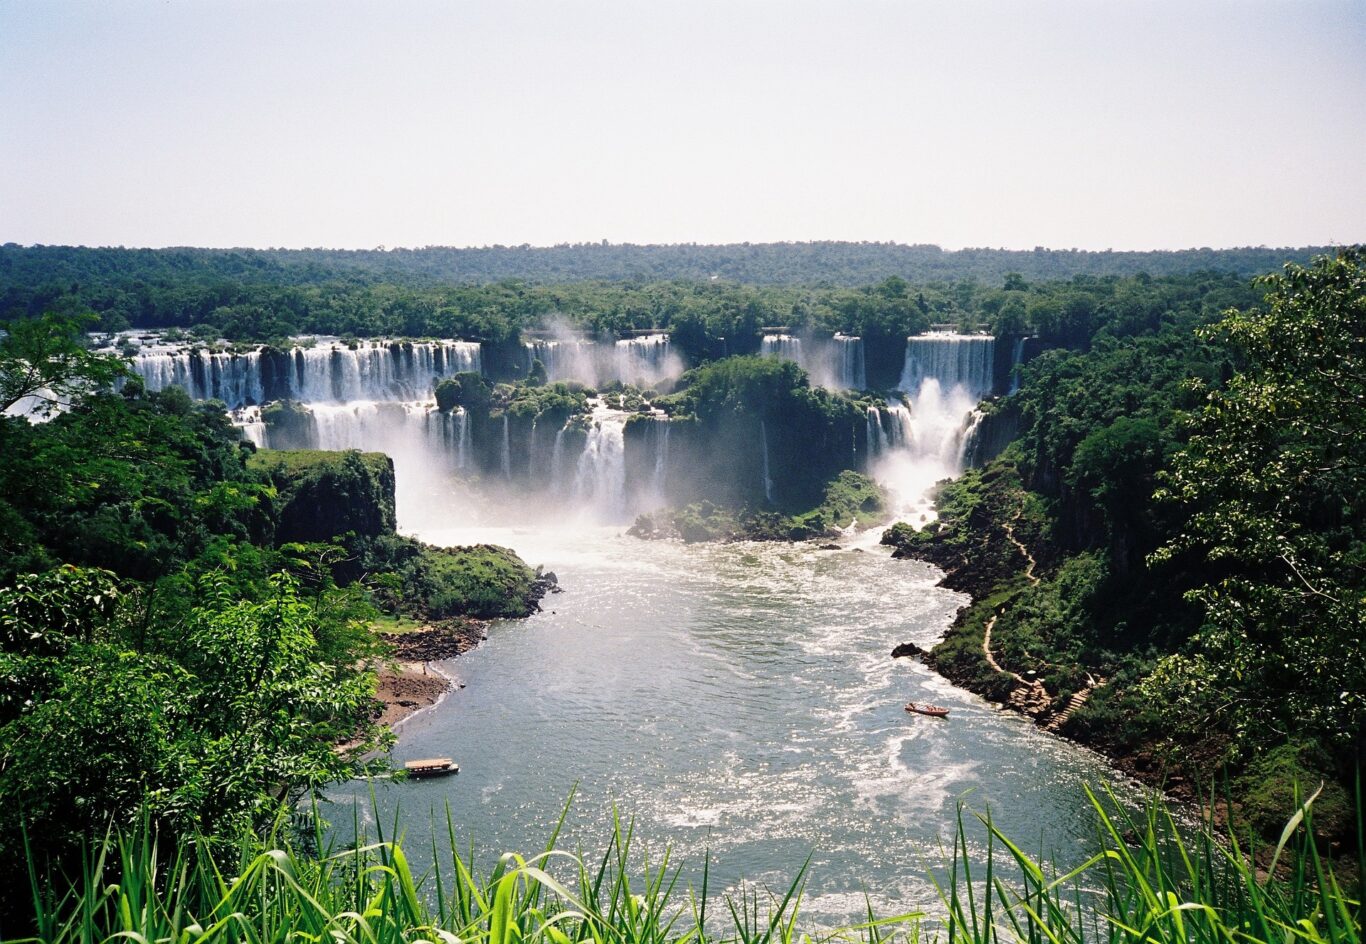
[0,243,1289,388]
[1,240,1328,296]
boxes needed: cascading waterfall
[527,418,538,483]
[865,406,888,457]
[866,333,997,516]
[640,416,672,506]
[761,335,804,367]
[614,335,679,388]
[830,335,866,390]
[550,428,567,495]
[1008,336,1027,395]
[457,409,470,469]
[500,415,511,480]
[524,338,597,385]
[573,403,628,519]
[268,400,467,523]
[128,339,482,408]
[524,334,683,388]
[898,334,995,398]
[133,349,265,408]
[237,405,267,448]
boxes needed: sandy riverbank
[372,619,489,729]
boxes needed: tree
[1154,249,1365,757]
[0,567,386,865]
[1,313,127,415]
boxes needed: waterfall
[528,418,538,483]
[863,333,997,516]
[523,334,682,388]
[132,349,265,407]
[573,403,628,519]
[237,405,267,447]
[760,420,774,503]
[550,427,567,495]
[865,406,891,458]
[524,338,597,385]
[956,409,986,467]
[1008,336,1027,395]
[255,400,464,524]
[129,338,482,408]
[614,335,679,388]
[500,415,511,480]
[898,334,995,400]
[646,416,672,502]
[456,408,470,469]
[830,335,866,390]
[761,335,803,367]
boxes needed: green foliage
[249,449,397,543]
[659,356,867,507]
[14,785,1362,944]
[785,470,886,538]
[632,473,885,543]
[380,540,541,620]
[526,356,548,386]
[0,312,127,415]
[0,390,267,582]
[1157,249,1366,756]
[887,249,1366,827]
[435,370,493,413]
[0,342,541,891]
[0,568,387,873]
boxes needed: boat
[404,757,459,778]
[904,702,950,718]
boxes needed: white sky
[1,0,1363,251]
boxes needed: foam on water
[328,530,1149,927]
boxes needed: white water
[500,415,511,480]
[572,402,628,516]
[524,338,599,385]
[829,334,867,390]
[1008,336,1027,395]
[761,334,804,368]
[523,334,684,388]
[129,338,481,408]
[866,334,997,520]
[330,525,1147,927]
[615,335,683,388]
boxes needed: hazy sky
[2,0,1363,250]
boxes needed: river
[328,520,1142,924]
[118,331,1145,922]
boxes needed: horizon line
[2,239,1352,255]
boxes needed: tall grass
[10,785,1360,944]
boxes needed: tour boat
[904,702,950,718]
[404,757,459,778]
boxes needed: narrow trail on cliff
[982,511,1051,714]
[992,510,1107,732]
[1003,513,1039,585]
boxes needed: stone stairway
[1046,678,1103,731]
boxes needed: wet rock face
[890,642,924,659]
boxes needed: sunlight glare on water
[329,522,1144,924]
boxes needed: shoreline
[374,619,490,730]
[887,535,1215,811]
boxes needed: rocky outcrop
[383,620,488,661]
